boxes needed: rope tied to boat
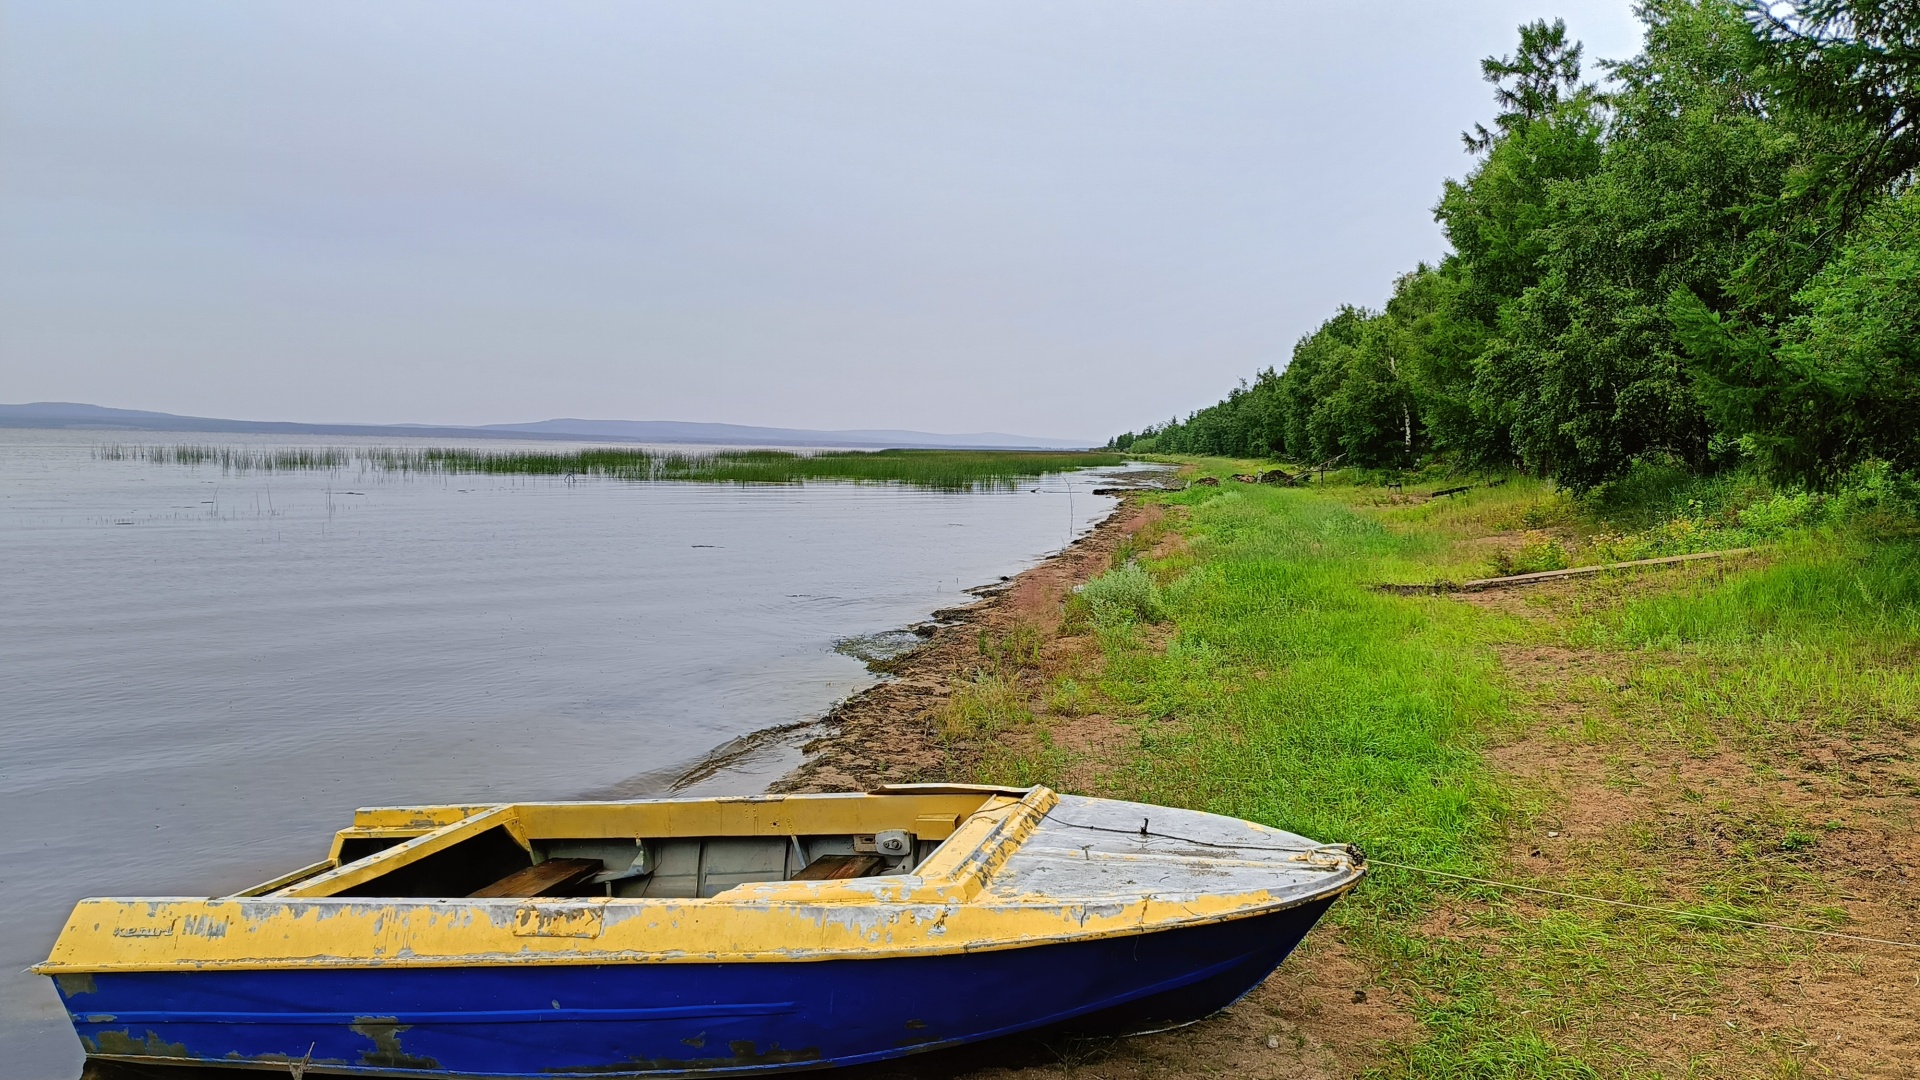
[1041,814,1920,953]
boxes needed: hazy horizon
[0,400,1097,444]
[2,2,1642,441]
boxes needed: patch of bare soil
[1485,626,1920,1077]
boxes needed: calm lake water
[0,430,1123,1077]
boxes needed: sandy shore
[769,493,1163,794]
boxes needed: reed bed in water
[93,444,352,471]
[96,444,1124,490]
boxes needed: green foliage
[1759,189,1916,484]
[1569,458,1917,561]
[936,671,1033,740]
[1074,562,1167,628]
[1674,189,1920,487]
[1464,17,1593,152]
[1114,0,1920,496]
[1748,0,1920,221]
[1098,488,1509,874]
[1494,535,1571,576]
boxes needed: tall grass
[1083,488,1514,881]
[94,444,1125,491]
[1573,531,1920,749]
[970,466,1915,1075]
[1603,534,1920,651]
[93,444,351,471]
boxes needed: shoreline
[603,466,1174,802]
[565,463,1920,1077]
[768,492,1163,795]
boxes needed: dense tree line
[1112,1,1920,490]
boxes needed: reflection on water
[0,430,1123,1077]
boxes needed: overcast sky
[1,2,1644,441]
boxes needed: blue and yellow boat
[39,784,1362,1077]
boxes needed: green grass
[976,479,1518,886]
[1072,562,1167,628]
[1573,532,1920,759]
[96,444,1126,491]
[1600,533,1920,651]
[968,458,1918,1077]
[1107,488,1514,879]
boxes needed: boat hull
[56,898,1334,1077]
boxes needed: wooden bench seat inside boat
[469,858,602,898]
[790,853,887,881]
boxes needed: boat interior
[240,788,1028,901]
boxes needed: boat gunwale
[37,786,1366,975]
[33,868,1363,974]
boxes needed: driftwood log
[1376,548,1753,595]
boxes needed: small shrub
[1828,461,1920,522]
[1046,678,1096,717]
[1495,535,1572,576]
[1736,491,1823,536]
[1518,492,1580,529]
[1075,563,1166,628]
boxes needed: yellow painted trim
[507,793,1005,844]
[325,827,433,863]
[33,876,1362,973]
[349,805,496,830]
[899,789,1056,902]
[322,807,500,862]
[278,806,520,898]
[231,861,335,898]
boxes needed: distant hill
[0,402,1093,450]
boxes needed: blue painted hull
[57,899,1334,1077]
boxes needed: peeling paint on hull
[42,788,1362,1076]
[55,902,1333,1077]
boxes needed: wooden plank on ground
[1457,548,1753,591]
[1376,547,1753,596]
[469,858,602,898]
